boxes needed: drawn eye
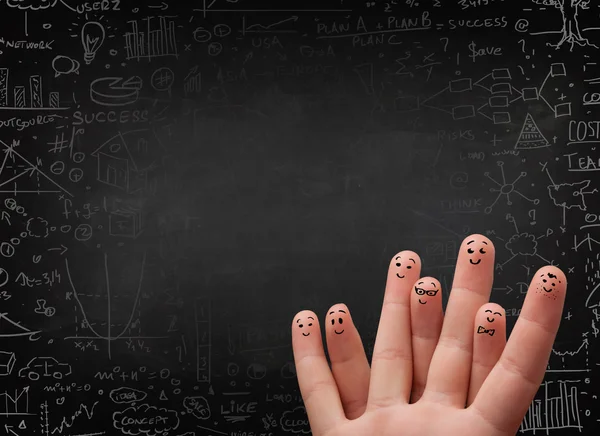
[543,279,547,283]
[479,248,486,254]
[331,319,335,325]
[396,263,401,267]
[308,323,313,326]
[338,318,343,324]
[407,265,412,269]
[299,324,304,328]
[552,283,555,286]
[468,248,474,254]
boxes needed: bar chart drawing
[519,380,582,434]
[124,16,178,61]
[0,68,67,111]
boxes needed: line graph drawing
[519,380,583,433]
[0,139,73,197]
[0,386,32,417]
[547,339,590,373]
[484,161,539,214]
[64,251,167,359]
[41,400,99,435]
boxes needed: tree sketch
[532,0,598,50]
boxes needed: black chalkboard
[0,0,598,435]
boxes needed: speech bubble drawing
[52,55,80,77]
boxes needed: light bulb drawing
[81,21,106,65]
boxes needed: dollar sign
[592,319,599,338]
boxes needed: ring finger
[325,303,370,419]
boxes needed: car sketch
[18,357,72,381]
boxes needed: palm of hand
[292,234,567,436]
[331,402,493,436]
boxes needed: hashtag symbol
[48,133,69,154]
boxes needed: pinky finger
[467,303,506,406]
[292,310,346,434]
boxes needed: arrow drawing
[148,1,168,10]
[47,245,68,255]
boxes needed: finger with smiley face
[325,304,370,419]
[467,303,506,406]
[424,234,494,407]
[409,277,443,403]
[292,310,345,431]
[471,266,567,430]
[369,250,421,408]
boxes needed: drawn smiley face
[395,256,416,279]
[296,316,315,336]
[414,280,439,305]
[328,309,346,335]
[484,309,503,323]
[541,272,561,293]
[533,268,565,301]
[466,238,489,265]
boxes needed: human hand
[291,234,567,436]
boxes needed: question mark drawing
[440,37,449,52]
[518,39,526,53]
[528,209,536,225]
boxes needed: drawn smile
[542,286,552,292]
[469,259,481,265]
[396,273,405,278]
[418,299,427,305]
[302,333,310,336]
[334,329,344,335]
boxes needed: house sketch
[91,129,166,194]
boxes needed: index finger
[470,266,567,434]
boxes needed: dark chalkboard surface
[0,0,598,434]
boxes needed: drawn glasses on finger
[414,287,439,297]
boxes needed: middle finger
[424,234,495,407]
